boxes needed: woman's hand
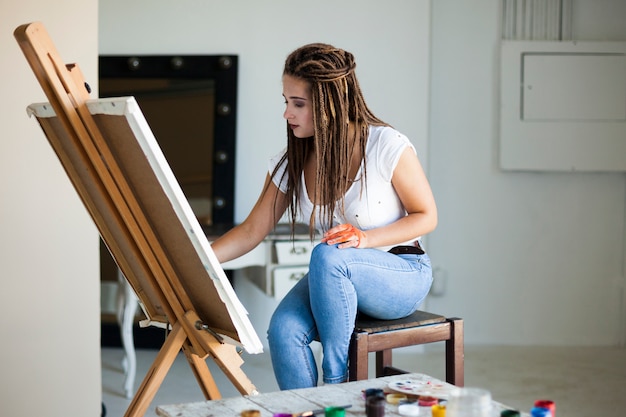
[321,223,367,249]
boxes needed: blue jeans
[267,243,433,389]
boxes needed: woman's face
[282,74,314,138]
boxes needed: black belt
[388,243,424,255]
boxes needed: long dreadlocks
[272,43,389,239]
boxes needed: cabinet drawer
[274,240,318,264]
[273,266,308,300]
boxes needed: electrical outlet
[430,266,447,297]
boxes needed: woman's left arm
[359,146,437,248]
[323,146,437,249]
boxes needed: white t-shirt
[269,125,420,251]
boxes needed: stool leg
[349,332,369,381]
[375,350,392,377]
[445,318,464,386]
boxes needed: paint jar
[366,395,386,417]
[240,410,261,417]
[386,393,408,405]
[500,410,521,417]
[432,404,447,417]
[419,396,439,407]
[364,388,385,400]
[446,387,493,417]
[324,406,346,417]
[416,396,439,417]
[398,402,421,416]
[534,400,555,417]
[530,407,551,417]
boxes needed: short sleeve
[375,127,416,182]
[268,148,289,193]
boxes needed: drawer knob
[289,272,306,281]
[290,246,308,255]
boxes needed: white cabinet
[268,239,318,300]
[272,266,308,300]
[237,227,319,300]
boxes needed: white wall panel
[500,41,626,171]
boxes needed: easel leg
[124,322,186,417]
[206,340,259,396]
[182,310,258,396]
[181,342,222,400]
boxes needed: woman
[210,43,437,389]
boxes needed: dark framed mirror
[98,55,238,348]
[99,54,237,229]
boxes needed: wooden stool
[348,310,464,386]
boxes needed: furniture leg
[445,318,464,386]
[181,342,221,400]
[124,322,186,417]
[117,270,139,398]
[376,349,394,377]
[349,332,369,381]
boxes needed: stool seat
[349,310,464,386]
[354,310,447,333]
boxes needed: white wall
[0,1,100,416]
[427,0,626,345]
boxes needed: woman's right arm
[211,174,289,263]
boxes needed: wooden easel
[15,22,259,417]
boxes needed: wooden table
[156,373,524,416]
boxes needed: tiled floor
[101,344,626,417]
